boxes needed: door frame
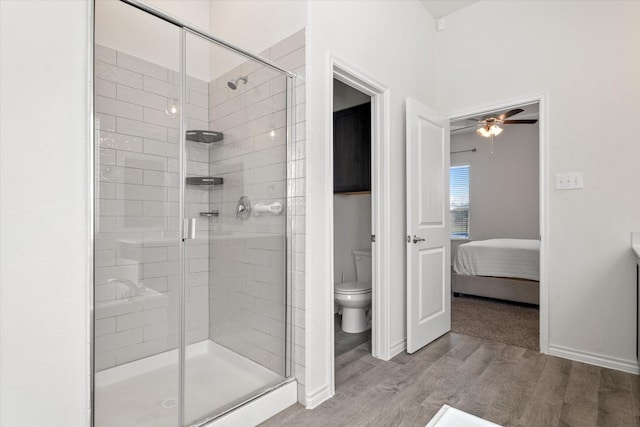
[447,92,549,353]
[329,56,392,376]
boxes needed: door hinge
[371,234,376,243]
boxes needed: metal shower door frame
[90,1,298,426]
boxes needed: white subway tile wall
[205,30,305,379]
[281,30,307,396]
[93,29,306,396]
[94,45,210,371]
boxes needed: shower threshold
[95,340,292,427]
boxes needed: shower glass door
[94,1,182,426]
[182,31,289,425]
[94,2,292,426]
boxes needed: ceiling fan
[454,108,538,155]
[477,108,537,135]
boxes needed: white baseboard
[548,344,639,375]
[304,383,333,409]
[297,383,306,405]
[389,339,406,359]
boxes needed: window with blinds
[450,165,470,239]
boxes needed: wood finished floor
[334,313,371,358]
[261,332,640,427]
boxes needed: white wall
[451,123,539,241]
[209,0,306,80]
[0,1,90,425]
[437,0,640,370]
[334,194,372,284]
[95,0,211,81]
[306,0,436,406]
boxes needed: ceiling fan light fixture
[489,124,503,136]
[477,126,491,137]
[477,124,503,138]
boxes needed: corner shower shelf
[185,176,224,186]
[186,130,223,143]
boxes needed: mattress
[454,238,540,281]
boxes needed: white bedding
[454,238,540,281]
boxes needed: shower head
[227,75,248,90]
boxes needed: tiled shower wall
[94,45,212,371]
[92,29,307,398]
[206,30,306,381]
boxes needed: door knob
[413,235,426,244]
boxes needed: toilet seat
[335,281,371,295]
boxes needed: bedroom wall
[436,0,640,371]
[450,123,539,241]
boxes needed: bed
[452,238,540,305]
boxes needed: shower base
[95,340,294,426]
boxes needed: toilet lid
[335,281,371,295]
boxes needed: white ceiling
[420,0,480,19]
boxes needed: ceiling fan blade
[497,108,524,121]
[502,119,538,124]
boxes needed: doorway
[328,59,392,397]
[448,98,547,352]
[332,80,373,360]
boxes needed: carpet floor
[451,295,539,351]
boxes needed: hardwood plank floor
[334,313,371,358]
[261,332,640,427]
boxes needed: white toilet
[335,250,372,333]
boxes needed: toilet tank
[353,250,372,282]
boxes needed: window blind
[450,165,470,239]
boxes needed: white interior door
[406,98,451,354]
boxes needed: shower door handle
[183,218,196,240]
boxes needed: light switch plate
[555,172,583,190]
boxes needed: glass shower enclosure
[92,1,294,425]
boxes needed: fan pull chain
[490,135,494,157]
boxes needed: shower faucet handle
[236,196,251,220]
[236,204,245,219]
